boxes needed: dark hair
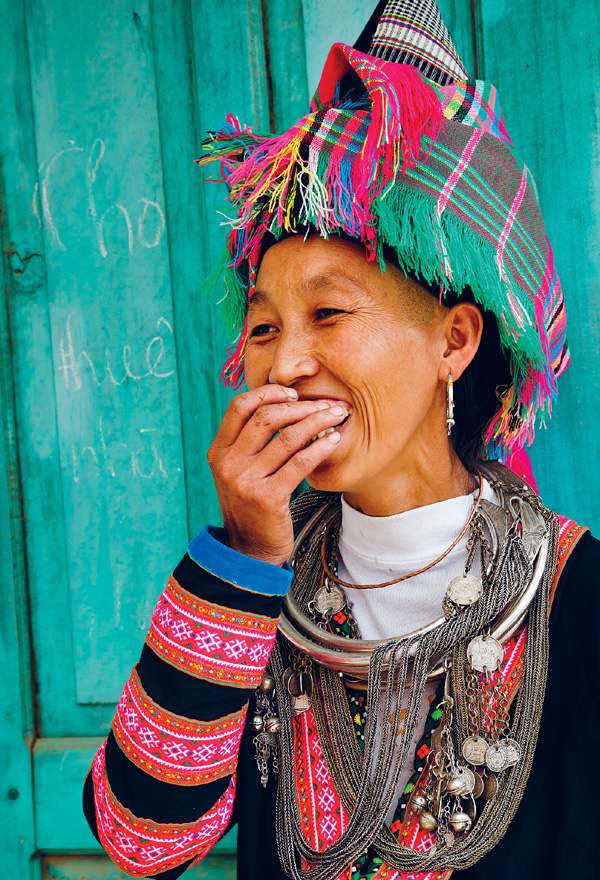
[259,230,512,474]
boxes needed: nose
[266,329,320,387]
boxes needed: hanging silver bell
[264,716,281,735]
[449,811,472,834]
[446,773,468,797]
[411,793,428,815]
[259,672,275,693]
[251,713,264,732]
[445,767,475,797]
[419,811,438,831]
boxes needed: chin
[304,457,350,493]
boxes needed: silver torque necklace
[279,461,551,680]
[252,460,560,879]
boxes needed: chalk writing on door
[56,313,180,482]
[70,416,179,483]
[58,313,175,391]
[33,138,166,257]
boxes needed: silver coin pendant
[446,574,483,607]
[467,635,504,673]
[313,583,346,616]
[462,735,489,766]
[485,742,508,773]
[501,737,521,767]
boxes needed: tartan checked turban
[195,0,570,460]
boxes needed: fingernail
[284,388,298,398]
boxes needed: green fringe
[203,183,546,390]
[372,183,545,378]
[198,243,248,340]
[221,263,250,337]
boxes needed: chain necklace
[252,460,559,879]
[320,469,484,590]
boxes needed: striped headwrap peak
[195,0,570,461]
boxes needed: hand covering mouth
[307,411,352,445]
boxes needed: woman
[83,2,599,878]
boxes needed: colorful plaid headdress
[196,0,570,460]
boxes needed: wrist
[226,539,289,568]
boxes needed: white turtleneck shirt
[336,476,499,824]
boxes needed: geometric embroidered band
[145,576,280,688]
[112,665,247,785]
[91,740,236,877]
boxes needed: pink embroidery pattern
[291,706,350,876]
[112,665,247,785]
[91,739,236,877]
[146,575,279,687]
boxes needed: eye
[249,323,277,338]
[316,308,344,319]
[249,309,344,338]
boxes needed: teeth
[310,427,336,442]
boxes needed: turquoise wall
[1,2,598,877]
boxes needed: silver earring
[446,370,455,436]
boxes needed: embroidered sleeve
[82,526,293,878]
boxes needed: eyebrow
[248,270,366,310]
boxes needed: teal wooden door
[1,2,598,878]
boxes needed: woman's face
[244,233,478,498]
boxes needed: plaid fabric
[368,0,469,84]
[195,12,570,460]
[441,79,511,146]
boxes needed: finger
[254,405,349,478]
[214,384,298,448]
[235,399,333,455]
[268,426,344,496]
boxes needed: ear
[438,301,483,382]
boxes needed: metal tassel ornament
[446,369,455,435]
[265,460,559,879]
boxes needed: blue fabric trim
[188,525,294,597]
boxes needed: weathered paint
[0,2,597,878]
[478,0,600,526]
[0,164,40,880]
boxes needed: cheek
[356,324,433,388]
[243,344,271,387]
[351,333,438,428]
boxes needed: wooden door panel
[480,0,600,526]
[3,2,597,879]
[22,0,188,731]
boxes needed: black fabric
[458,527,600,879]
[104,730,230,824]
[138,646,249,719]
[82,764,198,880]
[82,547,285,879]
[353,0,388,53]
[83,529,600,879]
[173,552,284,617]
